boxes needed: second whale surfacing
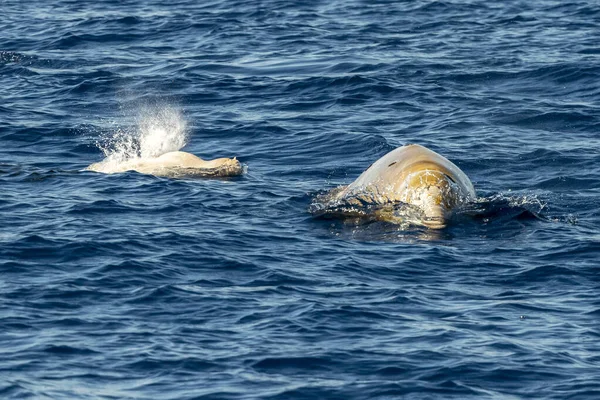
[86,151,243,178]
[314,144,476,229]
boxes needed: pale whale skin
[86,151,243,178]
[331,144,476,229]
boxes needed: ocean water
[2,0,600,398]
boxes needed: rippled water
[2,1,600,398]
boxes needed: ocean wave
[3,0,600,398]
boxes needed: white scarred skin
[335,144,476,229]
[86,151,243,178]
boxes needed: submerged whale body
[316,144,476,229]
[86,151,243,178]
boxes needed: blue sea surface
[2,0,600,398]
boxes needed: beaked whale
[86,151,243,178]
[325,144,475,229]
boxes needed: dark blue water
[2,1,600,398]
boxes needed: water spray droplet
[91,104,188,173]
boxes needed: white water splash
[137,106,187,158]
[480,192,548,212]
[95,105,188,165]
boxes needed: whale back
[86,151,243,177]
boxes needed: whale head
[400,169,459,229]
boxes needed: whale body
[86,151,243,178]
[321,144,475,229]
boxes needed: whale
[86,151,243,178]
[317,144,475,229]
